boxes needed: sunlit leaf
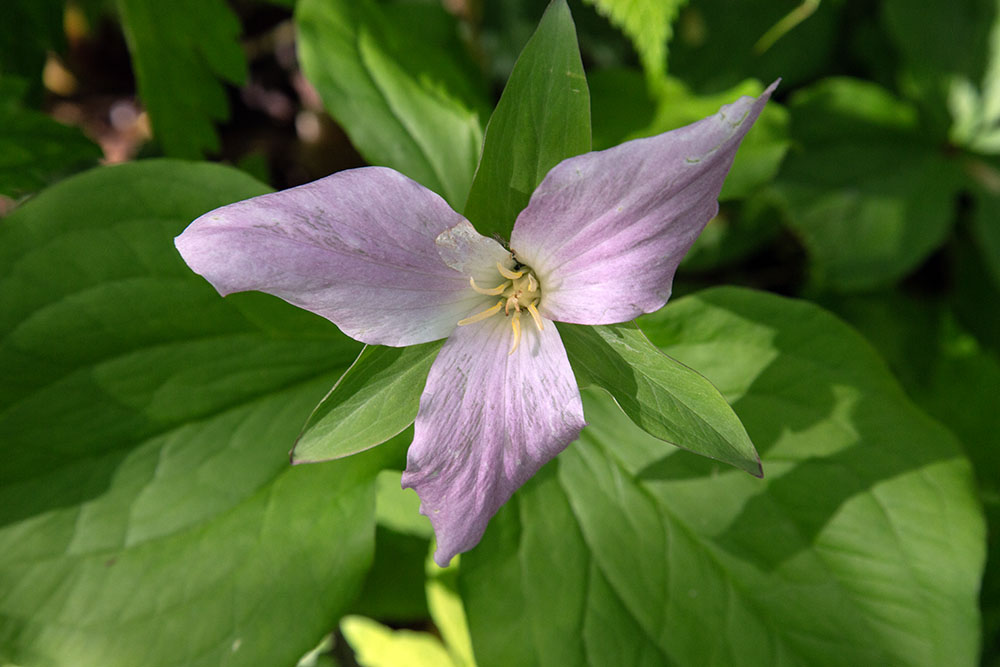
[0,161,389,667]
[462,287,984,667]
[558,321,760,476]
[341,616,456,667]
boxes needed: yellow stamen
[469,276,509,296]
[458,299,504,326]
[527,273,538,292]
[497,261,523,280]
[509,311,522,355]
[526,301,544,331]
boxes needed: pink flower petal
[401,313,586,566]
[510,81,778,325]
[175,167,490,346]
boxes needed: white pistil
[458,258,543,355]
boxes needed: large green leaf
[558,321,760,476]
[775,78,963,291]
[461,287,984,667]
[820,292,1000,664]
[296,0,484,210]
[463,0,591,240]
[292,341,442,463]
[116,0,247,158]
[0,161,390,667]
[0,78,101,197]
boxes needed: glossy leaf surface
[0,161,386,667]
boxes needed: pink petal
[401,314,586,566]
[510,81,778,325]
[175,167,491,346]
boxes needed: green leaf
[557,321,760,476]
[296,0,484,210]
[292,341,441,463]
[775,78,962,291]
[350,469,433,623]
[426,555,475,667]
[341,616,457,667]
[462,287,984,667]
[819,292,1000,662]
[0,161,391,667]
[116,0,247,158]
[373,469,432,539]
[0,78,102,197]
[463,0,591,240]
[580,0,687,81]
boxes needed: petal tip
[431,548,456,569]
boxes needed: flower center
[457,259,544,354]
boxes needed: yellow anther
[526,301,544,331]
[458,299,504,326]
[497,261,524,280]
[469,276,509,296]
[456,259,543,351]
[509,311,522,355]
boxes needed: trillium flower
[175,82,776,566]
